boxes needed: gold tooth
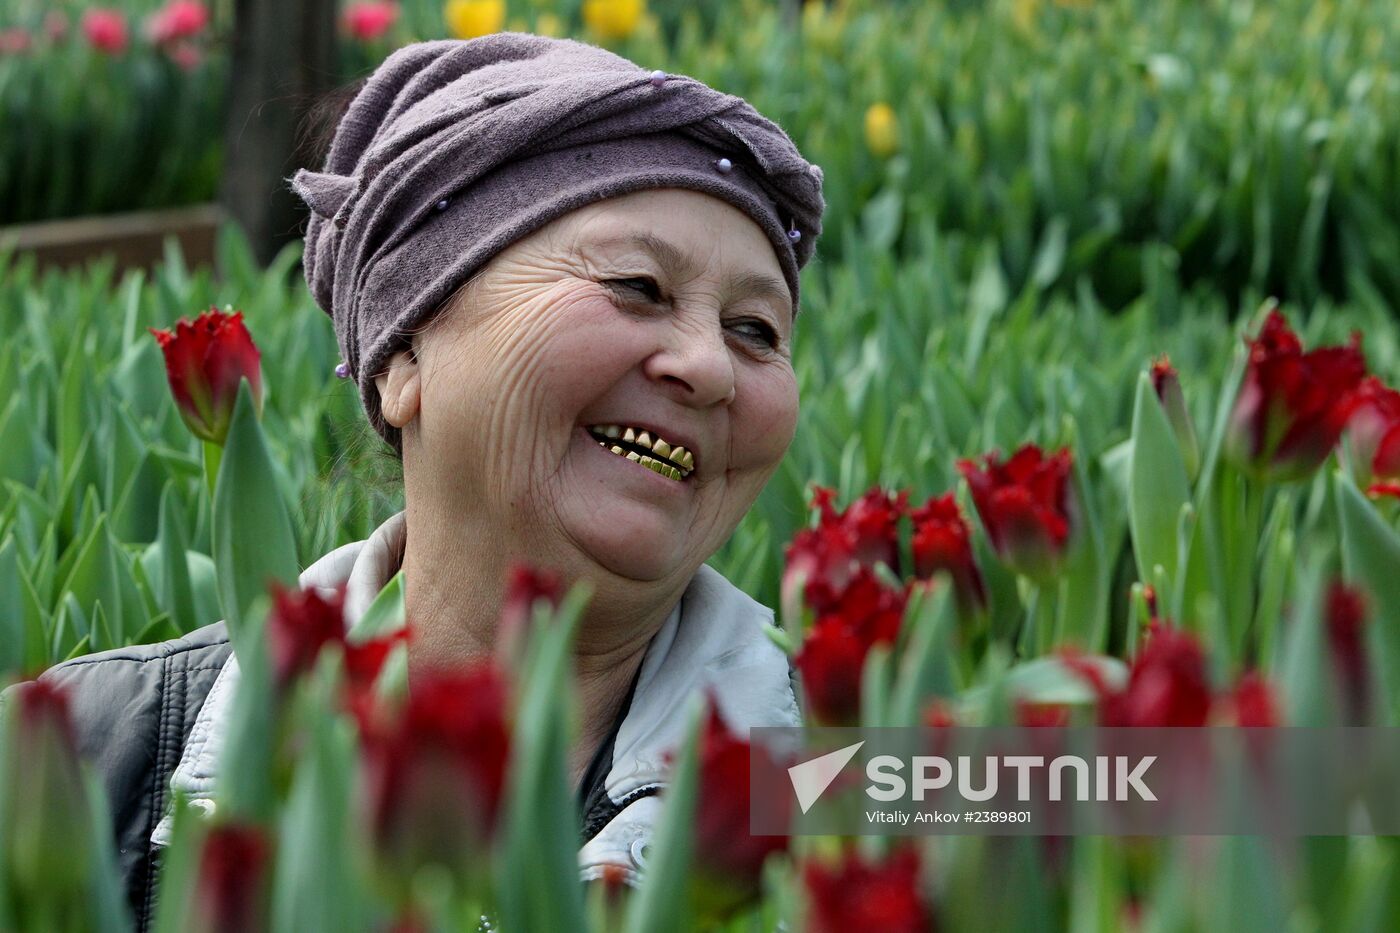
[625,451,641,462]
[670,445,686,461]
[640,455,654,468]
[603,425,622,438]
[622,427,636,443]
[666,465,680,480]
[653,439,672,458]
[610,445,625,455]
[637,431,653,449]
[681,450,694,469]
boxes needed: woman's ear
[375,349,422,429]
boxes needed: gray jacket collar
[153,511,801,880]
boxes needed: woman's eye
[608,277,662,302]
[731,319,780,348]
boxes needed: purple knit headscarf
[290,33,826,447]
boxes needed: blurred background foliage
[3,0,1399,306]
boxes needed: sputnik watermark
[753,727,1400,836]
[864,754,1156,802]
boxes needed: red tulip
[783,509,859,620]
[1151,355,1200,479]
[361,665,512,883]
[1345,377,1400,491]
[1067,621,1213,727]
[794,620,866,727]
[784,486,908,618]
[80,9,128,54]
[795,568,909,725]
[803,846,933,933]
[149,307,264,446]
[146,1,209,44]
[190,824,272,933]
[1224,309,1367,482]
[0,28,32,54]
[838,486,908,574]
[265,582,408,735]
[690,702,790,919]
[922,699,956,729]
[1221,671,1281,727]
[958,444,1075,581]
[1326,582,1370,725]
[496,562,564,671]
[1016,699,1071,728]
[909,492,986,615]
[267,584,349,689]
[343,1,399,41]
[3,681,91,902]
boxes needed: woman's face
[384,188,799,586]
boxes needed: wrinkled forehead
[551,194,794,317]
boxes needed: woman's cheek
[738,364,799,473]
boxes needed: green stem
[202,439,222,500]
[1015,577,1053,658]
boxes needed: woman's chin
[571,522,687,582]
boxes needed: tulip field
[7,0,1400,931]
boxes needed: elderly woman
[22,32,824,926]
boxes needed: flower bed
[4,221,1400,927]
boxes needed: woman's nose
[643,323,737,407]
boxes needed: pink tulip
[0,28,32,55]
[343,1,399,41]
[81,9,129,54]
[147,1,210,45]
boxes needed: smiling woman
[20,30,826,926]
[375,187,802,794]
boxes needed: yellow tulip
[583,0,645,41]
[801,0,845,55]
[864,102,899,158]
[1011,0,1040,34]
[533,12,563,37]
[444,0,505,39]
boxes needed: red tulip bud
[909,492,986,616]
[1345,377,1400,489]
[690,701,790,920]
[783,485,908,618]
[265,582,406,718]
[1151,355,1201,480]
[3,681,92,909]
[360,665,512,889]
[1224,309,1367,483]
[1071,621,1214,727]
[149,307,264,446]
[795,569,909,726]
[1325,582,1370,725]
[1221,671,1281,727]
[803,846,934,933]
[190,824,272,933]
[496,562,564,672]
[958,444,1075,582]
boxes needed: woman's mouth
[585,424,695,482]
